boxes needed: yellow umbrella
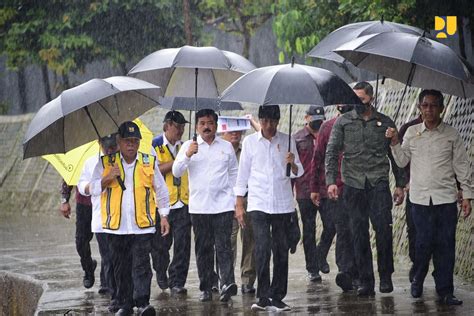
[43,119,153,185]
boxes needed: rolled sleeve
[154,159,170,216]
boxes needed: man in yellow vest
[150,110,191,295]
[89,121,170,316]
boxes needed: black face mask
[355,102,370,114]
[309,120,323,131]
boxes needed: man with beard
[173,109,238,303]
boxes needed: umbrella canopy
[42,119,153,185]
[221,62,361,106]
[128,45,256,98]
[333,32,474,98]
[221,61,361,176]
[23,76,161,159]
[159,96,243,111]
[307,19,427,64]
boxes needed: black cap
[163,110,189,124]
[118,121,142,139]
[258,105,280,120]
[99,133,117,148]
[306,105,325,121]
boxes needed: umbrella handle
[286,163,292,177]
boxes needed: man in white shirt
[386,89,473,306]
[89,121,170,316]
[173,109,238,303]
[150,111,191,295]
[235,105,304,312]
[78,133,119,312]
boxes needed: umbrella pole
[393,64,416,123]
[375,74,379,109]
[286,104,293,177]
[193,68,198,141]
[83,107,126,190]
[188,111,192,140]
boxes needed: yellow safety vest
[154,141,189,206]
[100,152,156,230]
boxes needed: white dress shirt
[89,152,170,235]
[77,155,103,233]
[172,135,238,214]
[391,122,473,206]
[234,130,304,214]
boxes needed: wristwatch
[60,197,68,204]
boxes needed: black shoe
[271,299,291,312]
[83,259,97,289]
[411,283,423,298]
[319,259,330,274]
[108,300,120,313]
[199,290,212,302]
[409,264,415,283]
[308,272,322,282]
[157,277,169,290]
[336,272,353,292]
[241,284,256,294]
[357,285,375,296]
[251,298,275,312]
[137,304,156,316]
[352,278,361,290]
[379,276,394,293]
[439,294,463,305]
[115,308,133,316]
[220,283,237,302]
[98,286,110,295]
[171,286,187,295]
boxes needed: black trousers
[343,181,393,288]
[190,212,234,291]
[107,233,153,310]
[411,202,457,297]
[405,192,416,263]
[250,211,291,301]
[75,203,94,273]
[96,232,115,296]
[328,198,356,276]
[151,205,191,288]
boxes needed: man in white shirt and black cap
[89,121,170,316]
[173,109,239,303]
[235,105,304,312]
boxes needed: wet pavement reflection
[1,214,473,315]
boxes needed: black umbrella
[159,96,242,111]
[128,45,255,139]
[307,18,428,107]
[23,76,161,158]
[334,32,474,119]
[221,58,361,176]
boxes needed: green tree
[272,0,473,63]
[198,0,274,58]
[0,0,200,111]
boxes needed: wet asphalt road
[1,214,473,315]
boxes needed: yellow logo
[435,16,457,38]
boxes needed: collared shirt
[293,126,317,199]
[391,122,473,205]
[172,135,238,214]
[89,152,170,235]
[151,134,185,210]
[234,130,304,214]
[310,117,343,198]
[77,155,103,233]
[326,108,406,190]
